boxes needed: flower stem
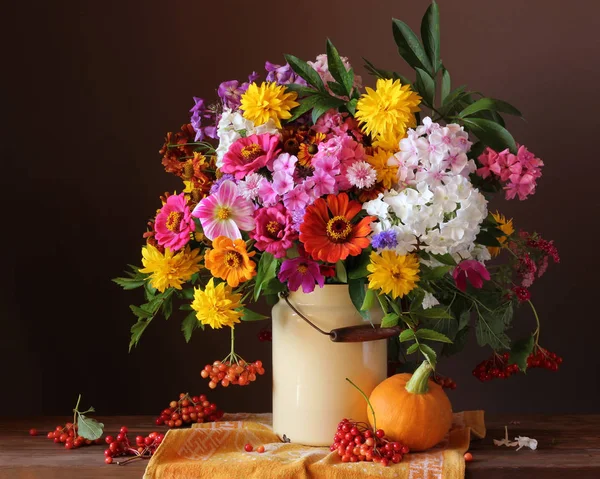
[346,378,377,432]
[405,361,432,395]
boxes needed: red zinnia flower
[299,193,374,263]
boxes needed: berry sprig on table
[331,419,409,466]
[155,392,223,427]
[44,394,104,449]
[104,426,164,465]
[201,359,265,389]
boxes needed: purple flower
[265,61,308,86]
[189,97,217,142]
[371,230,398,250]
[209,174,236,194]
[278,256,325,293]
[290,207,307,232]
[217,73,260,109]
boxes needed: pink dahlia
[452,260,491,292]
[251,204,298,258]
[192,180,255,240]
[154,193,195,251]
[278,256,325,293]
[221,133,280,180]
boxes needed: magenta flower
[192,180,255,240]
[258,179,279,206]
[221,133,280,180]
[251,204,298,258]
[154,193,195,251]
[452,260,491,292]
[278,256,325,293]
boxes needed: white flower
[422,292,440,309]
[363,194,389,219]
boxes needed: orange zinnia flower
[204,236,256,287]
[299,193,374,263]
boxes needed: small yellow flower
[191,278,243,329]
[240,82,299,129]
[367,251,420,299]
[204,236,256,287]
[355,78,421,143]
[488,212,515,257]
[366,148,398,189]
[139,245,202,292]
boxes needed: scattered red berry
[464,452,473,462]
[201,359,265,389]
[155,392,223,428]
[331,418,408,466]
[256,445,265,453]
[103,426,164,465]
[29,428,38,436]
[104,457,113,465]
[244,443,253,452]
[45,422,100,450]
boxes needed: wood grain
[0,415,599,478]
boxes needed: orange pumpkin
[367,361,453,451]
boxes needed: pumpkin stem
[405,361,433,395]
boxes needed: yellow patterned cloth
[144,411,485,479]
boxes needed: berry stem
[345,378,377,432]
[405,360,432,395]
[72,394,81,427]
[527,300,541,345]
[230,326,235,356]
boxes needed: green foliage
[509,335,535,372]
[335,260,348,283]
[421,1,441,73]
[381,313,400,328]
[392,18,433,74]
[475,303,512,350]
[348,278,369,319]
[461,118,517,154]
[415,328,452,343]
[253,253,278,301]
[181,311,200,343]
[415,68,435,107]
[459,97,522,119]
[77,415,104,441]
[240,308,269,321]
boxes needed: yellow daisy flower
[240,82,299,129]
[366,148,398,189]
[139,245,202,292]
[191,278,243,329]
[355,78,421,142]
[488,211,515,257]
[367,251,420,299]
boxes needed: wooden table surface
[0,414,599,478]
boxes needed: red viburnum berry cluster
[46,423,103,449]
[432,373,457,390]
[527,345,562,371]
[331,419,409,467]
[155,392,223,427]
[472,352,520,381]
[201,359,265,389]
[103,426,164,465]
[258,327,272,342]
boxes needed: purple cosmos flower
[265,61,308,86]
[217,72,261,109]
[209,174,236,195]
[371,230,398,250]
[278,256,325,293]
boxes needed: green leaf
[326,39,353,95]
[409,289,426,311]
[475,230,502,247]
[181,288,195,300]
[312,96,345,123]
[112,277,146,290]
[254,252,277,301]
[283,54,325,92]
[392,19,432,73]
[415,328,452,343]
[441,67,451,104]
[346,98,358,115]
[442,326,469,356]
[459,97,522,119]
[349,278,368,319]
[419,316,458,342]
[509,335,535,372]
[130,304,152,319]
[284,83,318,96]
[348,247,372,279]
[241,308,269,322]
[262,277,287,296]
[414,307,453,319]
[415,68,435,107]
[327,81,348,97]
[129,319,150,351]
[421,265,453,281]
[362,58,412,85]
[181,311,199,343]
[360,288,376,311]
[399,329,415,342]
[76,414,104,441]
[421,0,441,73]
[475,309,511,350]
[387,297,402,316]
[335,260,348,283]
[287,94,321,122]
[442,85,465,107]
[419,344,437,368]
[431,253,456,266]
[406,343,419,355]
[461,117,517,154]
[458,310,471,330]
[381,313,400,328]
[161,295,173,320]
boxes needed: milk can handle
[279,291,402,343]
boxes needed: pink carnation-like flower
[452,260,491,292]
[154,193,195,251]
[346,161,377,189]
[278,256,325,293]
[251,204,298,258]
[192,180,255,240]
[221,133,280,180]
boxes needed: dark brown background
[2,0,599,417]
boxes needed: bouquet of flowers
[114,1,560,387]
